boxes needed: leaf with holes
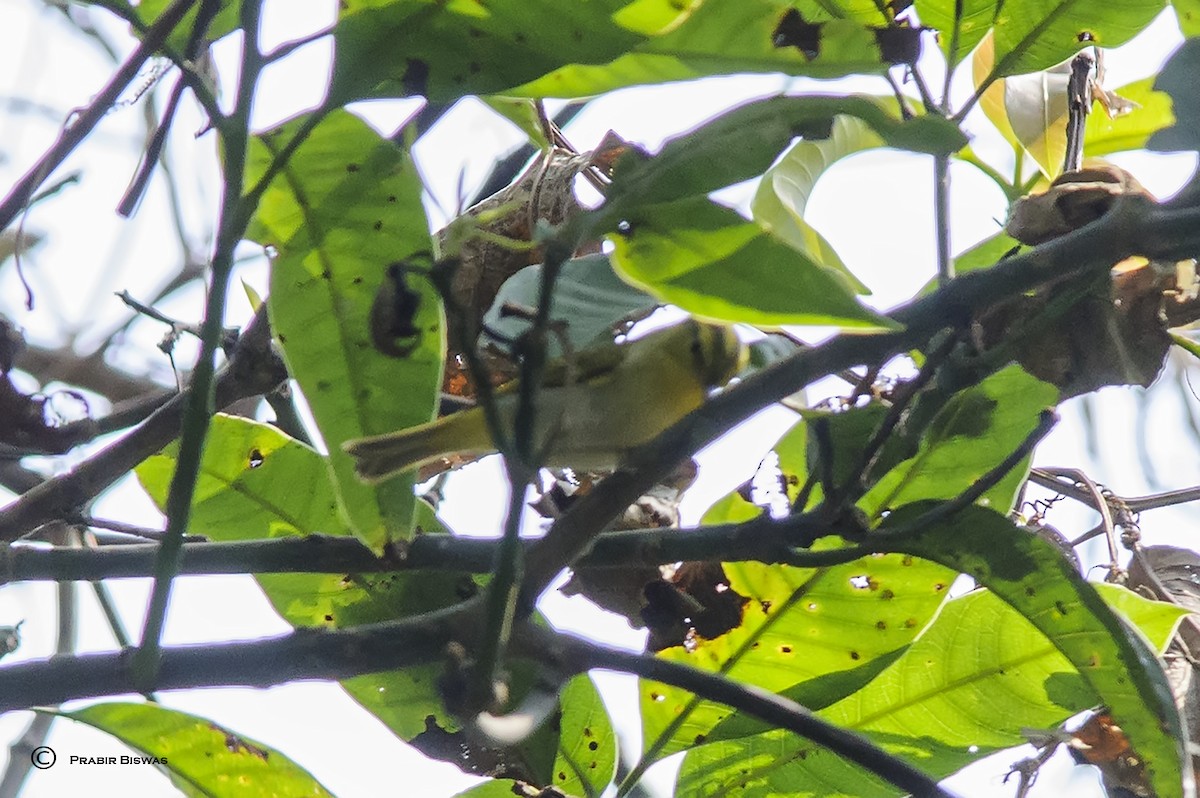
[639,538,955,760]
[249,109,442,552]
[57,702,334,797]
[675,576,1185,796]
[514,0,897,98]
[877,503,1190,798]
[136,414,469,739]
[552,675,618,796]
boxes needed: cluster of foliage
[4,1,1200,797]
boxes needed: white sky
[0,1,1197,797]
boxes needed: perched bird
[344,319,746,482]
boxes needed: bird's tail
[343,411,489,484]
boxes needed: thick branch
[0,510,844,582]
[522,192,1181,601]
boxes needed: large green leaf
[860,365,1059,518]
[1086,78,1176,156]
[602,95,967,224]
[750,115,885,294]
[675,576,1185,796]
[249,109,442,552]
[135,415,468,740]
[609,197,888,328]
[329,0,650,103]
[136,413,342,538]
[990,0,1166,77]
[880,505,1190,798]
[59,702,333,797]
[915,0,999,67]
[513,0,895,98]
[552,675,618,797]
[639,541,955,759]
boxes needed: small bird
[343,319,746,483]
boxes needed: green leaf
[136,413,342,538]
[451,781,526,798]
[603,95,967,222]
[915,0,999,67]
[329,0,650,103]
[480,97,551,148]
[751,115,886,295]
[136,415,470,740]
[1175,0,1200,35]
[861,365,1059,518]
[513,0,894,98]
[482,254,658,355]
[640,546,955,759]
[675,573,1185,796]
[610,197,890,328]
[249,109,442,552]
[59,702,333,797]
[1150,38,1200,152]
[879,504,1189,798]
[990,0,1166,77]
[552,675,618,796]
[1085,78,1176,156]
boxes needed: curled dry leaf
[980,163,1200,397]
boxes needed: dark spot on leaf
[324,614,333,622]
[1026,586,1036,596]
[468,26,482,38]
[904,617,917,627]
[515,32,526,44]
[880,588,895,600]
[345,163,360,173]
[797,749,809,760]
[224,734,270,760]
[780,645,792,654]
[850,650,860,660]
[373,220,383,231]
[588,740,598,751]
[589,761,597,769]
[773,8,821,60]
[876,620,887,630]
[694,734,706,745]
[874,26,922,65]
[387,195,397,203]
[901,555,913,566]
[557,772,566,781]
[401,59,429,96]
[572,29,583,42]
[1056,600,1068,615]
[277,333,287,343]
[933,583,946,592]
[469,62,481,74]
[248,448,264,468]
[321,268,332,279]
[760,600,772,613]
[751,641,760,648]
[1078,31,1095,42]
[352,276,363,285]
[316,379,332,391]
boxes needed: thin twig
[0,0,200,232]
